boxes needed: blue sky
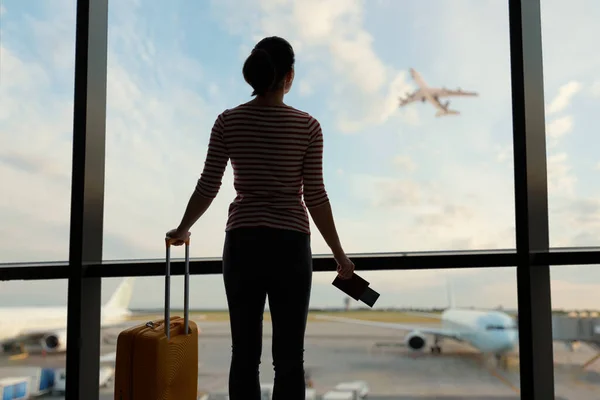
[1,0,600,309]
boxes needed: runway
[1,320,599,399]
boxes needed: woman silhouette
[167,36,355,400]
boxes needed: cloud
[591,81,600,97]
[297,80,314,97]
[546,81,582,115]
[551,197,600,248]
[495,145,512,163]
[541,0,600,82]
[543,83,579,205]
[392,155,417,172]
[212,0,417,133]
[336,166,516,253]
[547,153,577,196]
[351,174,431,208]
[546,115,574,141]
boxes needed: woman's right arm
[303,117,354,277]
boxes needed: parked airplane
[0,278,135,354]
[316,289,518,363]
[399,68,478,117]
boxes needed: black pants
[223,227,313,400]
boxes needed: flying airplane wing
[399,90,426,106]
[315,315,465,341]
[430,88,478,98]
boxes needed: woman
[166,36,355,400]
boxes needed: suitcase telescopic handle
[164,236,191,340]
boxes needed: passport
[332,273,380,308]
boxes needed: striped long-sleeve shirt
[195,104,330,235]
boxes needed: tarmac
[1,320,599,399]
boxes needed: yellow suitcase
[114,238,199,400]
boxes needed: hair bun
[243,49,276,96]
[242,36,296,97]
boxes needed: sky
[1,0,600,310]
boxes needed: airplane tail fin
[436,110,460,117]
[105,277,135,311]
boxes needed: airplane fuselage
[0,307,66,341]
[316,307,518,357]
[441,309,518,355]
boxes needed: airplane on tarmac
[316,286,518,365]
[399,68,478,117]
[0,278,135,354]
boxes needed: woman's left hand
[165,228,190,246]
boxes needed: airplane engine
[41,330,68,352]
[404,331,427,351]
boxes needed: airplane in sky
[0,278,135,354]
[399,68,479,117]
[316,286,518,365]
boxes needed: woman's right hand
[334,253,355,280]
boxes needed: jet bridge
[552,313,600,344]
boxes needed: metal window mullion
[6,248,600,282]
[65,0,109,399]
[508,0,554,398]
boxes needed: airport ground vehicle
[322,389,357,400]
[52,366,114,395]
[0,377,29,399]
[334,380,369,398]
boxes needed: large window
[550,266,600,399]
[103,0,516,261]
[0,1,76,263]
[3,0,591,399]
[541,0,600,248]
